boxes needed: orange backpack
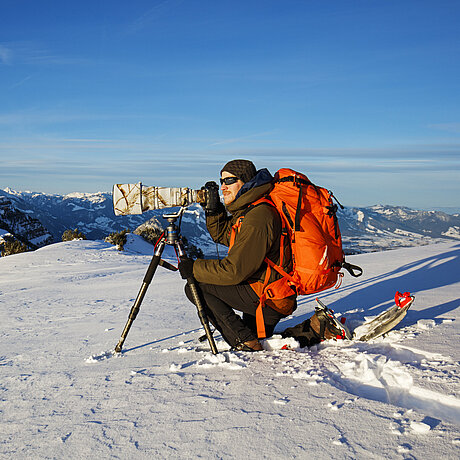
[231,168,362,338]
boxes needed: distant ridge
[1,188,459,255]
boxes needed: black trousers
[185,282,285,347]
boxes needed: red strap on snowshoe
[395,291,412,309]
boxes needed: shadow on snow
[278,243,460,331]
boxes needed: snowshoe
[354,291,414,341]
[281,292,415,347]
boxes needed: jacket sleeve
[193,205,279,285]
[204,204,232,247]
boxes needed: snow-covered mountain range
[1,187,459,255]
[339,204,460,253]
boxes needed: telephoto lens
[113,183,206,215]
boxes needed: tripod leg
[114,239,166,352]
[185,279,219,354]
[176,243,218,355]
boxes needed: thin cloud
[0,44,12,64]
[429,123,460,134]
[0,41,91,67]
[0,108,202,127]
[0,109,144,126]
[126,0,184,34]
[206,146,460,164]
[9,75,33,89]
[210,131,279,146]
[0,41,46,65]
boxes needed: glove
[201,181,221,215]
[178,258,195,280]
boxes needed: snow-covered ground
[1,237,459,458]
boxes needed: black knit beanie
[220,159,257,184]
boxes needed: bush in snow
[105,229,129,251]
[137,227,163,245]
[62,228,87,242]
[1,239,28,257]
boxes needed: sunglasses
[220,176,239,185]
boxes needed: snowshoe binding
[313,298,353,341]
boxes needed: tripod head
[161,207,186,247]
[162,206,186,222]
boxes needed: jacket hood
[226,168,273,213]
[235,168,273,199]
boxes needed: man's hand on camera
[201,181,221,215]
[179,258,195,280]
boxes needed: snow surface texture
[1,238,459,458]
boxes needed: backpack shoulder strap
[275,172,313,231]
[244,197,274,214]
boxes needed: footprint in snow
[273,397,290,405]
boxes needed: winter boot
[310,311,345,341]
[281,319,321,347]
[232,338,263,352]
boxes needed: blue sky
[0,0,459,210]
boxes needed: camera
[113,182,219,216]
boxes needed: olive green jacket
[193,182,290,287]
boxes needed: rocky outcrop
[0,196,54,249]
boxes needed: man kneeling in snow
[178,160,297,351]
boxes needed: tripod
[114,207,218,354]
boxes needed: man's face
[220,171,244,205]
